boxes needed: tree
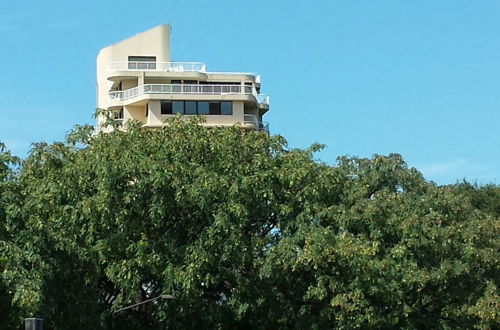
[0,117,498,329]
[0,143,22,329]
[453,181,500,218]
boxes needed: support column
[138,71,145,86]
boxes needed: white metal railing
[107,61,206,73]
[109,84,269,105]
[257,94,270,105]
[206,71,258,76]
[244,114,257,123]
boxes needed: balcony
[256,94,270,106]
[244,114,269,133]
[107,61,206,72]
[109,84,269,106]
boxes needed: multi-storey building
[96,24,269,131]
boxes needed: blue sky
[0,0,499,185]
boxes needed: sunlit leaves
[0,118,498,329]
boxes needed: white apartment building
[96,24,269,131]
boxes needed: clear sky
[0,0,498,185]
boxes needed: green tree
[453,181,500,218]
[0,143,22,329]
[0,117,498,329]
[257,155,499,329]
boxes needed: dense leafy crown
[0,117,498,329]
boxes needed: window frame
[160,101,172,115]
[172,101,184,114]
[185,101,197,115]
[158,100,233,116]
[221,101,233,115]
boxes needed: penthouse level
[96,24,270,132]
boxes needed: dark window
[160,100,233,116]
[221,101,232,115]
[128,56,156,62]
[244,83,252,93]
[185,101,197,114]
[200,81,240,85]
[171,80,181,93]
[198,101,209,115]
[209,101,221,115]
[145,103,149,117]
[161,101,172,115]
[183,80,198,93]
[172,101,184,114]
[128,56,156,70]
[114,108,124,119]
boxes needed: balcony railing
[107,61,206,72]
[244,114,269,132]
[259,121,270,132]
[257,94,270,106]
[109,84,269,106]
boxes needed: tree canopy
[0,117,499,329]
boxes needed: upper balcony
[104,61,260,83]
[107,61,207,73]
[108,84,270,108]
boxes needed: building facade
[96,24,269,131]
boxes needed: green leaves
[0,119,498,329]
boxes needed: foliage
[0,143,22,329]
[453,181,500,218]
[0,117,498,329]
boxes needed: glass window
[171,80,181,93]
[185,101,197,114]
[172,101,184,114]
[128,56,156,69]
[198,101,209,115]
[159,101,230,116]
[114,108,124,119]
[209,101,221,115]
[128,56,156,62]
[161,101,172,115]
[183,81,198,94]
[221,101,232,115]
